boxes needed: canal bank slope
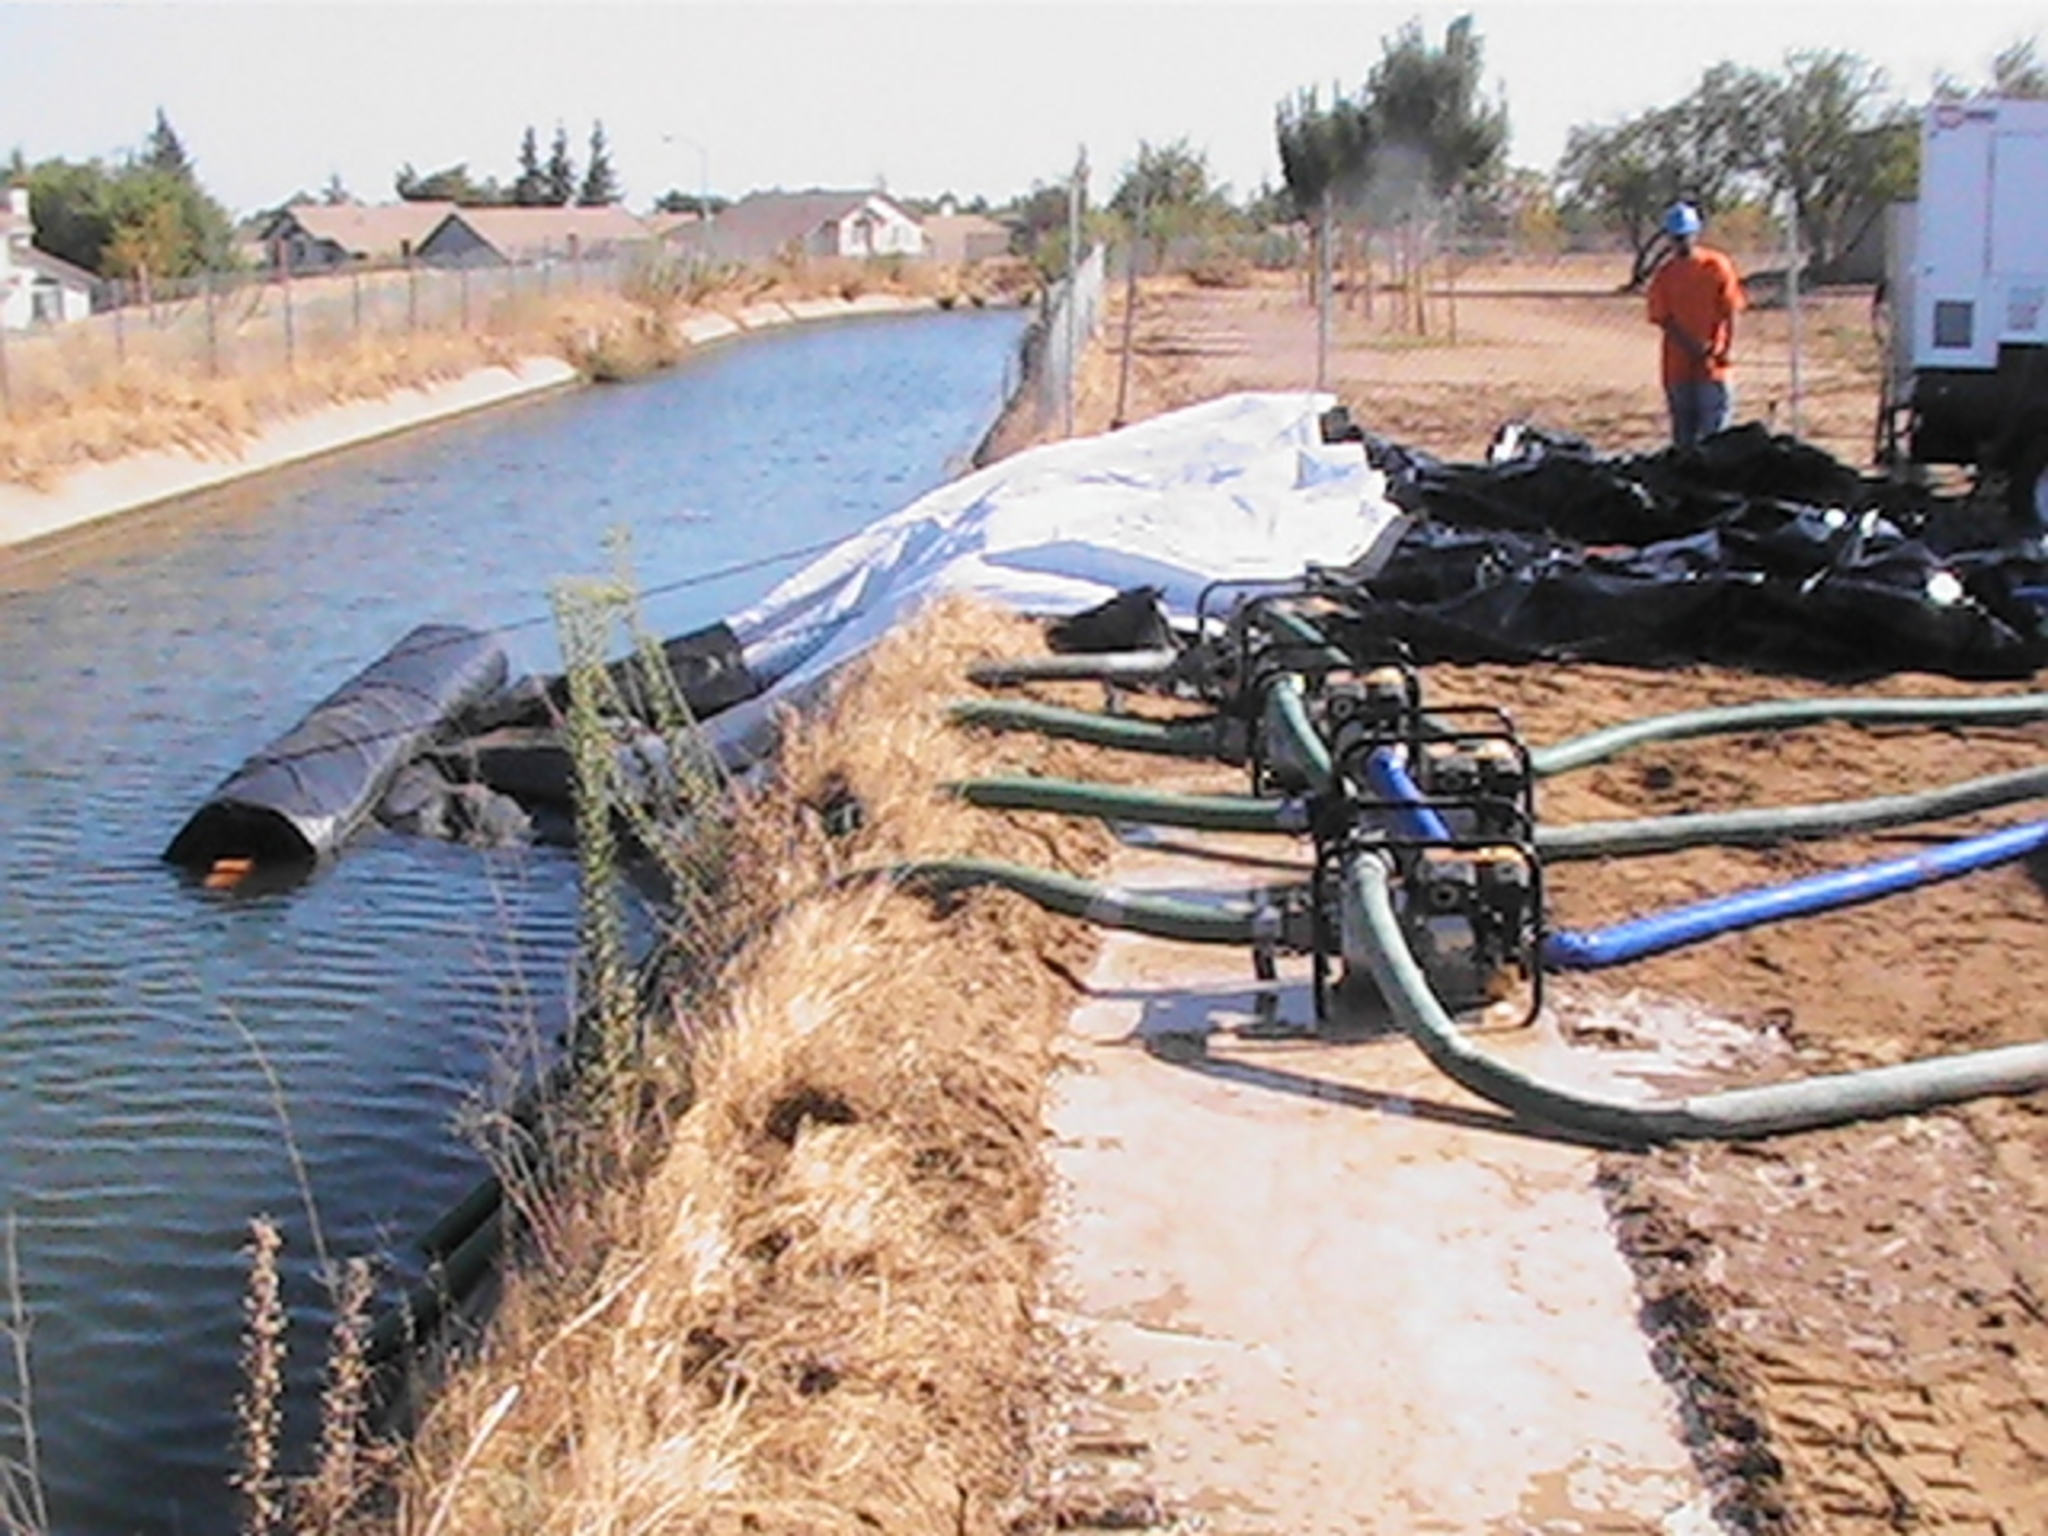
[0,293,948,554]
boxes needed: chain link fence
[0,252,640,419]
[1101,219,1880,465]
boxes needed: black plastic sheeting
[165,623,511,869]
[1324,420,2048,679]
[529,620,761,725]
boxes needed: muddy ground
[1043,260,2048,1534]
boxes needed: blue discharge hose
[1544,819,2048,970]
[1362,747,1454,843]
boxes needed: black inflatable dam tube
[165,623,510,869]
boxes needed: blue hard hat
[1663,202,1703,238]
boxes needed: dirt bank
[1043,262,2046,1534]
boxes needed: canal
[0,306,1027,1533]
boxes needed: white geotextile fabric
[706,391,1399,756]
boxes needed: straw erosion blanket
[396,600,1124,1535]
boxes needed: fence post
[281,246,296,373]
[352,267,363,343]
[0,323,11,421]
[407,256,419,336]
[1316,196,1332,392]
[459,264,471,333]
[114,288,127,367]
[1064,147,1085,437]
[203,270,219,378]
[1445,200,1459,346]
[1113,191,1145,429]
[1784,201,1803,439]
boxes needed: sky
[2,0,2045,217]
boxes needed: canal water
[0,306,1027,1533]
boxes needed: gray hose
[1540,763,2048,860]
[1532,692,2048,777]
[1344,852,2048,1142]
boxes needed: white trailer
[1883,97,2048,520]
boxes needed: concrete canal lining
[0,294,944,553]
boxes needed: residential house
[678,190,926,266]
[415,205,655,267]
[921,210,1012,266]
[1,187,96,328]
[256,200,458,270]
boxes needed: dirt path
[1036,262,2048,1534]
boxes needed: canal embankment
[0,292,957,555]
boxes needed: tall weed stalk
[0,1218,46,1536]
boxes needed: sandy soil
[1033,260,2048,1534]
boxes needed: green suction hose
[1344,851,2048,1142]
[1533,693,2048,777]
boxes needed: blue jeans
[1665,380,1733,447]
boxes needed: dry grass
[391,597,1116,1535]
[0,260,1033,491]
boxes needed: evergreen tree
[514,125,548,206]
[544,123,576,205]
[578,120,618,206]
[144,107,194,183]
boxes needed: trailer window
[1934,300,1975,349]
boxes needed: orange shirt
[1646,245,1745,386]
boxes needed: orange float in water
[203,857,256,891]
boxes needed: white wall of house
[829,196,925,258]
[2,187,94,329]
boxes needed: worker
[1646,202,1746,448]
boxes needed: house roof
[685,189,916,256]
[20,246,97,290]
[922,212,1010,243]
[263,201,458,258]
[427,205,653,260]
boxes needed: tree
[23,158,115,271]
[394,162,506,206]
[1109,138,1234,258]
[513,125,548,206]
[653,189,729,216]
[144,107,193,182]
[1558,51,1910,283]
[320,170,351,206]
[545,123,576,206]
[1992,37,2048,98]
[1274,84,1373,219]
[1558,63,1773,284]
[1110,137,1221,217]
[578,120,618,206]
[1764,51,1916,277]
[1365,15,1508,204]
